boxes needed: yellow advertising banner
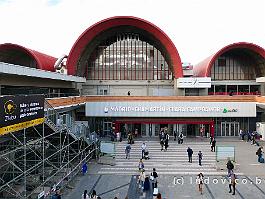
[0,118,45,135]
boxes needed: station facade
[1,16,265,137]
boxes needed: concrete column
[260,83,265,96]
[174,78,185,96]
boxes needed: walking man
[198,151,203,166]
[141,142,147,158]
[179,132,184,144]
[187,147,193,163]
[211,138,216,152]
[125,144,131,159]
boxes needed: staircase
[97,140,227,175]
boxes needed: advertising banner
[0,95,45,135]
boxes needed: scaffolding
[0,100,98,199]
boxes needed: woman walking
[197,173,204,195]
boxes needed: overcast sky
[0,0,264,64]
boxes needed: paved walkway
[63,137,265,199]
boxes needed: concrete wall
[81,80,175,96]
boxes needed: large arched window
[85,33,172,80]
[211,50,260,80]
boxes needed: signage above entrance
[177,77,211,88]
[86,101,256,117]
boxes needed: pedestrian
[187,147,193,163]
[128,132,133,144]
[164,133,169,151]
[179,132,184,144]
[228,171,236,195]
[150,168,158,189]
[239,129,243,140]
[82,190,89,199]
[160,138,164,151]
[198,151,203,166]
[252,131,256,145]
[173,130,177,141]
[209,135,213,145]
[155,193,162,199]
[247,131,251,142]
[256,146,264,163]
[143,176,150,191]
[211,138,216,152]
[138,159,144,171]
[90,190,97,199]
[125,144,131,159]
[197,173,204,195]
[116,131,120,142]
[82,162,88,175]
[141,142,147,158]
[138,169,146,189]
[226,159,234,175]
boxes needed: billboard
[0,95,45,135]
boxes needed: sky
[0,0,264,64]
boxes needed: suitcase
[260,157,264,163]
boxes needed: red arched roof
[0,43,57,71]
[193,42,265,77]
[67,16,183,78]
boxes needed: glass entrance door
[103,122,112,136]
[221,122,240,136]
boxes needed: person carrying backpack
[226,159,234,175]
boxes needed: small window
[218,58,226,67]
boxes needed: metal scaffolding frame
[0,100,98,199]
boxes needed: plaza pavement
[63,137,265,199]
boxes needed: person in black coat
[211,138,216,152]
[187,147,193,163]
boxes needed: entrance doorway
[221,122,239,136]
[187,124,196,137]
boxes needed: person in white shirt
[141,142,147,158]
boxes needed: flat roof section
[0,62,86,83]
[47,95,265,108]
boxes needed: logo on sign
[4,100,16,114]
[104,107,109,113]
[223,108,238,113]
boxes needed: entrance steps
[97,140,228,175]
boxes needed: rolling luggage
[260,157,264,163]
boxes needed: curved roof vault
[0,43,57,71]
[66,16,183,78]
[193,42,265,77]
